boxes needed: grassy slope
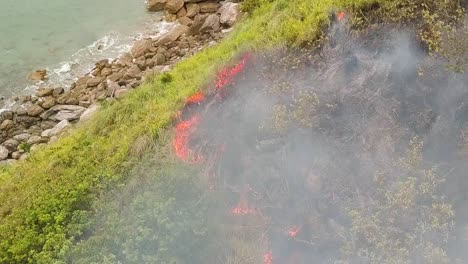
[0,0,462,263]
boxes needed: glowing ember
[263,252,273,264]
[337,11,345,21]
[185,91,205,105]
[215,53,252,90]
[287,226,301,238]
[173,115,203,163]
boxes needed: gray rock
[75,76,92,87]
[3,139,19,152]
[86,77,104,87]
[186,3,200,18]
[40,120,58,130]
[17,95,31,103]
[43,120,70,137]
[0,146,9,161]
[147,0,167,11]
[11,151,22,160]
[52,87,64,97]
[124,65,142,79]
[41,129,52,137]
[13,133,31,142]
[199,2,221,13]
[115,89,130,99]
[135,57,147,70]
[26,125,42,135]
[27,135,48,145]
[200,14,220,33]
[65,97,79,105]
[131,39,153,58]
[27,104,45,117]
[80,104,100,122]
[95,59,109,70]
[101,67,112,77]
[40,105,86,121]
[166,0,184,13]
[15,116,39,128]
[154,53,166,65]
[79,100,93,108]
[19,153,28,161]
[219,2,239,26]
[108,70,125,82]
[156,24,189,45]
[36,88,54,97]
[0,120,14,130]
[188,14,208,36]
[178,16,193,26]
[0,110,14,122]
[176,6,187,17]
[41,96,56,109]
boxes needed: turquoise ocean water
[0,0,165,102]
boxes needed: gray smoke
[69,24,468,264]
[187,25,468,263]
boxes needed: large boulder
[40,105,86,122]
[147,0,167,11]
[200,14,220,33]
[165,0,184,13]
[156,24,189,45]
[219,2,239,26]
[131,39,153,58]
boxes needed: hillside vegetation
[0,0,465,263]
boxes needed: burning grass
[0,0,466,263]
[164,24,466,262]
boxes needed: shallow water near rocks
[0,0,164,102]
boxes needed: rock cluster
[147,0,240,29]
[0,0,240,165]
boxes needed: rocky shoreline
[0,0,240,164]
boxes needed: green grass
[0,0,463,263]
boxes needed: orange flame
[263,252,273,264]
[215,53,252,90]
[287,226,301,238]
[337,11,345,21]
[173,114,203,163]
[185,91,205,105]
